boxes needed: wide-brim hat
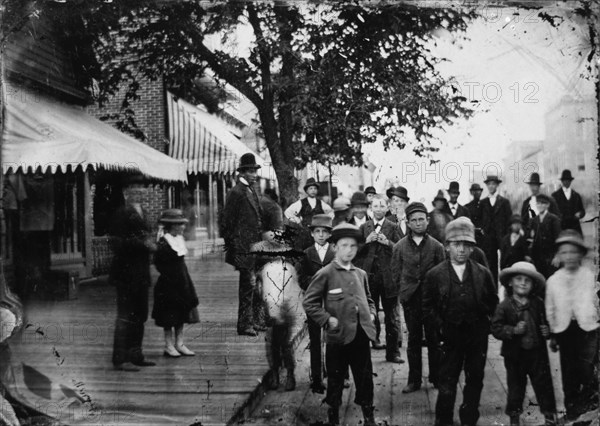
[333,196,351,212]
[309,214,333,230]
[432,189,447,205]
[560,169,574,181]
[484,175,502,184]
[535,193,552,204]
[525,173,542,185]
[448,181,460,194]
[364,186,377,195]
[329,223,364,244]
[159,208,189,224]
[237,153,261,171]
[350,191,370,206]
[387,186,409,202]
[405,202,428,219]
[499,261,545,289]
[469,183,483,192]
[555,229,588,254]
[445,217,476,244]
[303,177,319,192]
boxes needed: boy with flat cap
[423,218,498,426]
[303,223,378,426]
[392,201,445,393]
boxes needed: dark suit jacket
[303,261,377,345]
[298,244,335,290]
[385,213,408,238]
[221,181,263,269]
[551,188,585,234]
[491,296,548,358]
[530,212,561,262]
[356,219,402,297]
[443,203,470,219]
[481,195,512,247]
[500,233,529,269]
[422,259,498,331]
[520,195,560,232]
[465,198,486,246]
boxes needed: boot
[509,414,520,426]
[174,326,195,356]
[544,414,557,426]
[163,329,180,357]
[327,407,339,426]
[284,369,296,391]
[266,369,279,390]
[361,405,376,426]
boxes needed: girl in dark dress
[152,209,199,357]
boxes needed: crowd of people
[107,152,597,426]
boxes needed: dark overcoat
[221,181,263,269]
[298,244,335,290]
[481,195,512,247]
[152,238,199,328]
[551,188,585,235]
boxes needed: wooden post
[83,171,93,277]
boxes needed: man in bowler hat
[551,169,585,235]
[480,175,512,284]
[221,153,266,336]
[110,178,157,371]
[386,186,410,237]
[520,173,559,233]
[445,182,470,219]
[465,183,485,247]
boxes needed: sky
[367,5,597,205]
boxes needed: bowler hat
[535,193,551,204]
[329,222,364,244]
[350,191,370,206]
[432,190,447,204]
[448,182,460,194]
[237,153,261,171]
[499,261,545,290]
[364,186,377,195]
[484,175,502,184]
[333,196,351,212]
[309,214,333,230]
[405,202,428,219]
[509,214,523,225]
[387,186,409,202]
[525,173,542,185]
[469,183,483,192]
[445,217,476,244]
[159,209,189,224]
[555,229,588,254]
[559,169,574,181]
[303,177,320,192]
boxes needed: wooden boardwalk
[5,251,305,426]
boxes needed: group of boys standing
[221,154,594,426]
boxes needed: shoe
[385,355,405,364]
[402,382,421,393]
[361,405,376,426]
[284,371,296,391]
[266,369,279,390]
[175,345,195,356]
[131,360,156,367]
[343,379,350,388]
[114,362,140,372]
[310,381,326,394]
[327,407,339,425]
[164,345,181,357]
[238,327,258,337]
[371,341,386,350]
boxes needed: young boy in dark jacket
[303,223,378,426]
[491,262,557,426]
[298,214,335,393]
[500,215,530,270]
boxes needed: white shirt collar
[315,242,329,252]
[164,233,188,256]
[354,216,367,226]
[306,196,317,207]
[239,177,249,186]
[451,262,466,281]
[563,187,572,199]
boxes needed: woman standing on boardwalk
[152,209,200,357]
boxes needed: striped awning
[166,92,273,179]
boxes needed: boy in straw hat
[422,217,498,426]
[546,230,600,420]
[298,214,335,394]
[492,262,557,426]
[303,223,378,426]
